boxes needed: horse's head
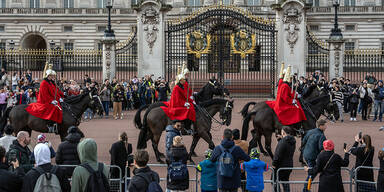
[88,88,104,115]
[208,80,230,98]
[219,100,234,126]
[324,92,340,122]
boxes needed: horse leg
[264,132,274,159]
[200,131,215,150]
[151,134,164,163]
[189,135,200,162]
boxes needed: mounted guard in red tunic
[25,63,64,132]
[265,65,307,125]
[161,64,196,123]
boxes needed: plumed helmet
[45,69,56,76]
[177,74,185,82]
[283,65,292,83]
[204,149,213,159]
[249,147,260,159]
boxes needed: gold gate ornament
[186,31,211,58]
[230,30,256,58]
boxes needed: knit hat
[249,148,260,159]
[323,140,334,151]
[37,134,46,143]
[34,143,51,166]
[173,136,184,147]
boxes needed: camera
[7,152,17,165]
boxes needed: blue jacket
[242,159,268,192]
[165,125,180,157]
[302,128,326,162]
[198,159,217,191]
[209,139,250,190]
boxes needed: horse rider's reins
[61,93,101,126]
[195,101,231,125]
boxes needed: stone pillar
[273,0,307,77]
[328,39,345,79]
[135,0,171,78]
[102,37,117,81]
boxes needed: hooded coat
[302,128,326,163]
[55,132,82,177]
[165,125,180,158]
[273,135,296,182]
[0,162,24,192]
[209,139,250,190]
[241,158,268,192]
[109,140,132,178]
[198,159,217,191]
[70,138,109,192]
[167,145,189,190]
[309,150,350,192]
[21,143,70,192]
[6,139,33,173]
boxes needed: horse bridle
[198,101,232,125]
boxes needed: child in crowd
[197,149,217,192]
[241,148,268,192]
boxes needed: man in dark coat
[128,150,160,192]
[6,131,33,173]
[21,143,70,192]
[273,127,296,192]
[301,119,327,167]
[210,129,250,191]
[165,120,182,159]
[55,126,83,177]
[306,140,350,192]
[110,132,132,179]
[0,146,25,192]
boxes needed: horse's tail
[241,110,257,140]
[134,105,149,129]
[0,106,12,134]
[240,102,257,118]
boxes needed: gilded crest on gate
[186,31,211,58]
[230,30,256,58]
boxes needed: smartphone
[343,143,347,150]
[358,131,362,139]
[7,153,16,165]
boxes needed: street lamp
[50,40,55,50]
[9,40,15,50]
[105,0,115,37]
[329,0,343,40]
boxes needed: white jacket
[359,86,373,99]
[0,135,16,152]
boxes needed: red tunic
[266,80,307,125]
[161,81,196,122]
[25,79,64,123]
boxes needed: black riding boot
[46,121,58,134]
[182,120,194,135]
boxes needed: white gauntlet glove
[51,100,58,105]
[59,98,64,103]
[184,102,191,108]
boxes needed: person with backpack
[304,140,350,192]
[21,143,70,192]
[197,149,217,192]
[167,136,189,192]
[128,150,161,192]
[241,148,268,192]
[209,129,250,192]
[71,138,109,192]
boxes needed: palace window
[98,43,103,50]
[381,42,384,51]
[0,26,4,32]
[98,26,107,32]
[188,0,200,6]
[222,0,231,5]
[64,42,74,50]
[309,25,319,31]
[344,0,355,6]
[64,0,74,8]
[97,0,107,8]
[345,42,355,50]
[247,0,260,6]
[0,0,5,8]
[0,42,5,50]
[30,0,40,8]
[63,26,73,32]
[345,24,356,31]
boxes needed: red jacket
[266,80,306,125]
[25,79,64,123]
[161,81,196,122]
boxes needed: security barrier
[354,166,380,192]
[58,164,122,192]
[276,167,353,192]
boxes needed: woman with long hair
[359,83,373,120]
[351,134,376,191]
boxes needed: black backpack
[80,163,110,192]
[136,172,163,192]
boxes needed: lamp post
[50,40,55,50]
[329,0,342,40]
[105,0,115,37]
[9,40,14,50]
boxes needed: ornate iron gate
[306,29,329,77]
[165,6,276,98]
[115,27,138,81]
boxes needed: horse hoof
[157,159,165,164]
[159,153,165,158]
[189,160,196,165]
[263,152,269,157]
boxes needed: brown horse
[134,99,233,163]
[4,89,103,141]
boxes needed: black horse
[193,80,230,104]
[4,89,103,141]
[240,90,339,159]
[135,99,233,163]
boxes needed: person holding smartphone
[0,146,24,192]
